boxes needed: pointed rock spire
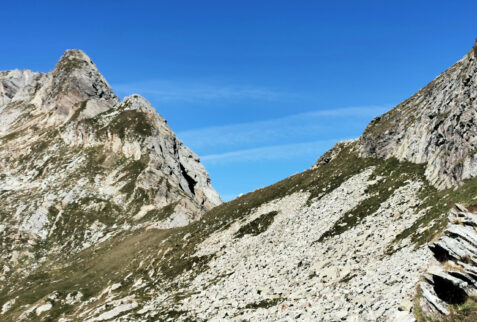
[42,49,119,124]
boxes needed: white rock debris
[164,171,432,321]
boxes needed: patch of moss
[414,285,428,322]
[244,297,285,309]
[139,202,178,223]
[161,254,214,280]
[48,197,120,247]
[234,211,278,238]
[69,100,88,122]
[118,156,149,197]
[339,273,357,284]
[42,303,74,322]
[415,290,477,322]
[31,140,49,154]
[443,297,477,321]
[48,206,59,219]
[391,175,477,250]
[0,228,171,320]
[0,129,23,142]
[159,310,188,319]
[56,56,84,74]
[101,110,154,140]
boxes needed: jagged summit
[52,49,109,82]
[123,94,163,115]
[59,49,92,62]
[0,49,221,304]
[44,49,119,123]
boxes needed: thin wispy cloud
[112,79,296,102]
[178,105,390,151]
[201,139,350,164]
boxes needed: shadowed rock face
[357,41,477,189]
[0,49,221,275]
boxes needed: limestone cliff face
[0,50,220,273]
[358,41,477,189]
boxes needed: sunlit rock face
[358,41,477,189]
[0,49,221,278]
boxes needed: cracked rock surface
[420,204,477,317]
[358,40,477,189]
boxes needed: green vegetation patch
[0,228,171,321]
[234,211,278,238]
[48,197,121,247]
[317,158,426,242]
[102,110,154,140]
[31,140,49,155]
[244,297,285,309]
[415,287,477,322]
[392,175,477,250]
[139,202,177,223]
[69,100,88,122]
[0,129,23,142]
[443,297,477,322]
[117,155,149,196]
[55,56,84,74]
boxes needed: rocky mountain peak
[52,49,106,81]
[20,49,118,127]
[59,48,91,61]
[123,94,163,115]
[0,49,221,286]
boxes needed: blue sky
[1,1,477,200]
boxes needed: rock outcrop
[420,204,477,316]
[358,40,477,189]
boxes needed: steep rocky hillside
[0,49,221,311]
[359,43,477,189]
[1,41,477,321]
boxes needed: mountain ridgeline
[1,41,477,321]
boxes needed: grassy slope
[3,142,477,320]
[0,104,191,320]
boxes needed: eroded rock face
[358,41,477,189]
[420,205,477,316]
[0,50,221,279]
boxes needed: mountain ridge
[2,41,477,321]
[0,49,221,296]
[357,41,477,189]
